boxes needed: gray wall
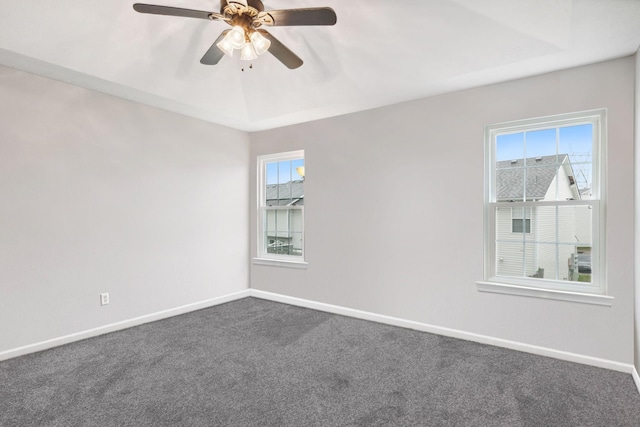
[0,66,250,353]
[250,57,636,364]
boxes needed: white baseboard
[3,286,637,392]
[0,289,251,362]
[633,367,640,395]
[248,289,636,376]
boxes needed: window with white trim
[511,207,531,233]
[257,151,305,263]
[482,110,606,297]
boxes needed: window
[479,110,608,303]
[256,151,305,265]
[511,207,531,233]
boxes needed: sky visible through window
[266,159,304,185]
[496,123,592,192]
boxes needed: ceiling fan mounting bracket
[221,0,264,20]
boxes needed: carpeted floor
[1,297,639,426]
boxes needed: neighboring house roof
[496,154,569,200]
[266,180,304,206]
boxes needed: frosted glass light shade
[240,42,257,61]
[216,34,235,57]
[250,31,271,55]
[229,26,246,49]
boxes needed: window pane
[573,163,593,199]
[559,124,592,153]
[264,209,277,254]
[292,158,304,180]
[266,162,278,185]
[525,128,556,158]
[266,209,284,254]
[558,205,592,246]
[532,205,557,244]
[526,166,558,201]
[265,209,276,233]
[560,125,592,161]
[495,166,524,201]
[560,124,593,199]
[289,209,303,256]
[265,184,277,206]
[525,242,558,280]
[290,232,303,256]
[495,206,512,241]
[575,246,592,283]
[495,241,532,278]
[290,209,303,234]
[496,133,527,202]
[277,160,291,184]
[496,132,524,162]
[277,160,292,202]
[292,177,304,206]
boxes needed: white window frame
[254,150,307,269]
[477,109,612,305]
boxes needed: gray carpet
[1,297,639,426]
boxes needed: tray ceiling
[1,0,639,131]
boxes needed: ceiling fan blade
[200,30,230,65]
[257,30,303,69]
[133,3,221,20]
[260,8,337,26]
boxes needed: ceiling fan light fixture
[228,25,247,49]
[250,31,271,56]
[240,42,258,61]
[216,34,235,57]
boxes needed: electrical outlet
[100,293,109,306]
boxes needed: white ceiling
[1,0,639,131]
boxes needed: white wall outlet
[100,293,109,306]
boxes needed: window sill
[252,258,308,269]
[476,281,613,306]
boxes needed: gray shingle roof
[496,154,568,200]
[266,180,304,206]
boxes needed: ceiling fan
[133,0,337,69]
